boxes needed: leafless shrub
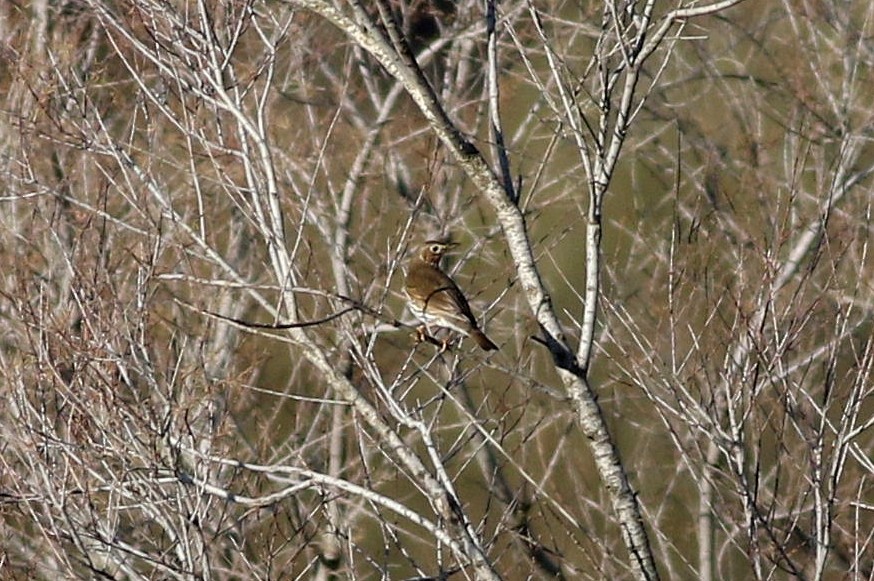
[1,1,871,579]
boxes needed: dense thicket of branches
[1,1,872,579]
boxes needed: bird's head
[419,239,457,266]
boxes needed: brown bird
[404,240,498,351]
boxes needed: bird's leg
[415,325,443,349]
[439,332,465,353]
[413,325,451,351]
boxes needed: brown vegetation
[1,0,872,579]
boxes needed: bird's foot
[414,326,445,350]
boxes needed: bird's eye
[430,244,442,253]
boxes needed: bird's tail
[471,329,498,351]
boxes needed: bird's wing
[412,266,479,326]
[442,284,478,325]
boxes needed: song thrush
[404,240,498,351]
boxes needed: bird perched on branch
[404,240,498,351]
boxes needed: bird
[404,239,498,351]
